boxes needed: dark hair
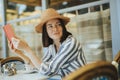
[42,19,72,47]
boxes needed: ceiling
[1,0,109,25]
[8,0,41,6]
[7,0,100,12]
[8,0,100,8]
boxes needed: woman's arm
[15,50,34,66]
[8,40,34,67]
[23,46,42,69]
[11,37,41,68]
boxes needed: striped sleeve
[39,36,85,76]
[42,48,52,62]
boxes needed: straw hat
[35,8,70,33]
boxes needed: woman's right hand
[8,40,34,67]
[11,37,30,52]
[8,39,23,56]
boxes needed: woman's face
[46,18,63,42]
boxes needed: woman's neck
[54,41,60,53]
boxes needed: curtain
[67,8,112,63]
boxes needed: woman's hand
[9,36,41,68]
[11,37,29,52]
[8,40,35,67]
[8,40,23,55]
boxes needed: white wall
[110,0,120,57]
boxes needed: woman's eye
[48,25,53,28]
[57,23,62,26]
[47,25,52,28]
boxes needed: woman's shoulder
[44,45,53,50]
[43,45,54,55]
[62,35,76,45]
[66,35,76,42]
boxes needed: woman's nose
[52,26,58,31]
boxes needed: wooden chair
[63,61,118,80]
[1,56,24,65]
[1,56,25,72]
[113,51,120,78]
[0,58,4,61]
[114,51,120,63]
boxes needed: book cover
[3,24,15,42]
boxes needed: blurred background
[0,0,120,63]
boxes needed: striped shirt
[39,35,86,77]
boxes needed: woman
[10,8,86,78]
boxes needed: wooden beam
[8,0,41,6]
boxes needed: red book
[3,24,15,42]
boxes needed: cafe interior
[0,0,120,80]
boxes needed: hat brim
[35,16,70,33]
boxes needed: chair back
[113,51,120,78]
[114,51,120,63]
[0,58,4,61]
[63,61,118,80]
[1,56,25,72]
